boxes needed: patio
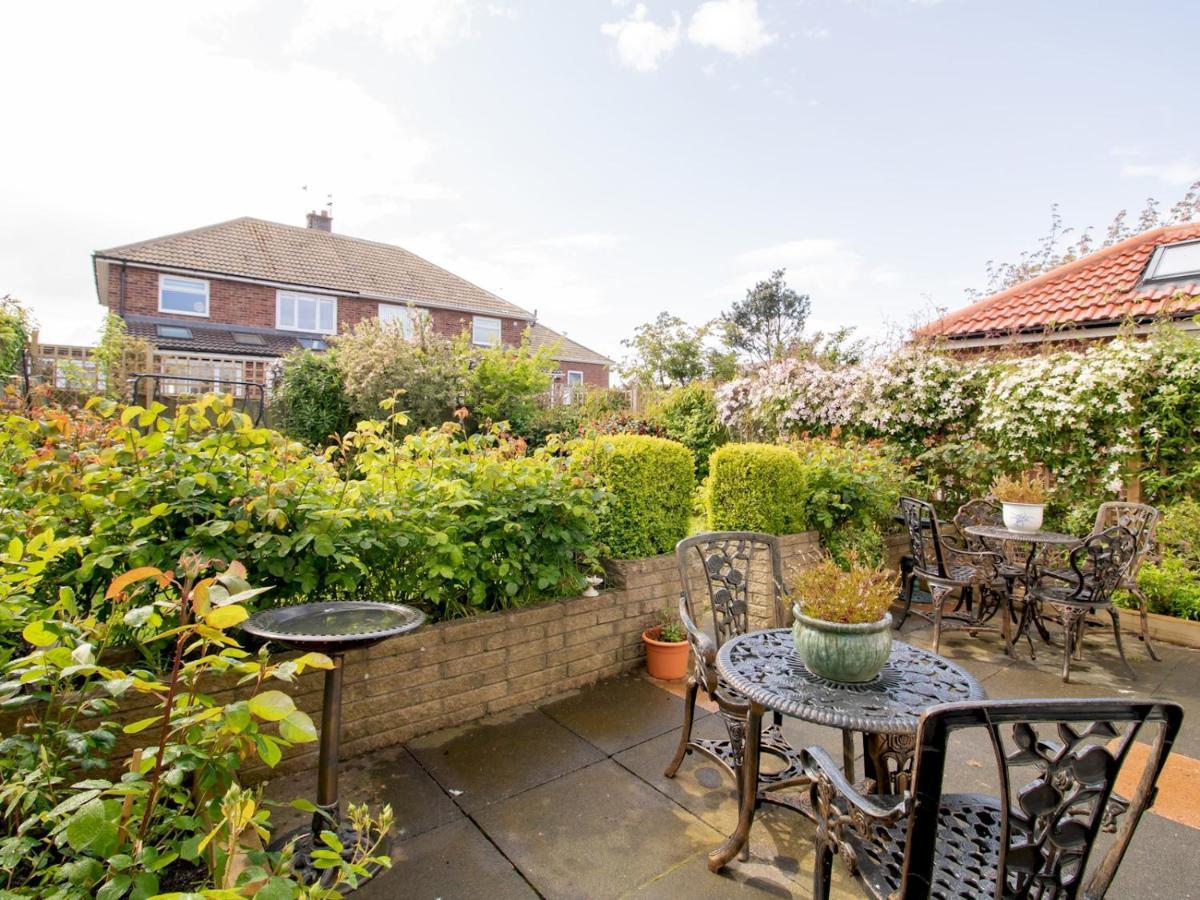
[264,620,1200,899]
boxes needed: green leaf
[130,871,159,900]
[22,620,56,647]
[313,534,335,557]
[256,876,299,900]
[204,604,249,630]
[96,874,132,900]
[65,798,117,854]
[249,690,296,722]
[256,734,282,768]
[279,709,318,744]
[123,716,162,734]
[223,700,252,733]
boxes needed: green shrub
[1130,557,1200,621]
[461,336,556,436]
[584,434,693,558]
[704,443,808,535]
[650,382,728,480]
[792,438,909,566]
[271,348,352,445]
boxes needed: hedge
[589,434,694,558]
[704,442,807,535]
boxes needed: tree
[969,180,1200,299]
[620,312,712,388]
[720,269,811,363]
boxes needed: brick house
[917,223,1200,352]
[92,213,611,395]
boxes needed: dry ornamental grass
[790,555,895,625]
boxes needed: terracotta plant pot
[792,606,892,683]
[643,627,689,680]
[1002,501,1045,533]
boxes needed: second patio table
[963,524,1082,653]
[707,628,984,872]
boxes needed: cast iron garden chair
[665,532,807,798]
[1027,525,1138,683]
[803,697,1183,900]
[1091,502,1161,661]
[896,497,1009,654]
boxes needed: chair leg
[664,678,699,778]
[896,569,916,630]
[1060,609,1077,683]
[812,837,834,900]
[930,585,949,655]
[1110,609,1136,680]
[1131,585,1161,661]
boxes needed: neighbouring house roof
[918,223,1200,341]
[95,217,535,321]
[125,315,308,358]
[527,323,613,367]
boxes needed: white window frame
[378,302,415,337]
[276,290,337,335]
[472,315,502,347]
[158,274,210,317]
[1144,239,1200,282]
[566,370,584,386]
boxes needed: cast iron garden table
[707,628,984,872]
[963,524,1082,655]
[241,601,425,887]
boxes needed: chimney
[306,210,332,232]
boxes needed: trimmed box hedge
[589,434,694,559]
[704,442,807,535]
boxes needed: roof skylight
[157,325,193,339]
[1144,240,1200,282]
[232,332,265,346]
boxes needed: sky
[4,0,1200,369]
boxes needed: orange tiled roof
[919,223,1200,339]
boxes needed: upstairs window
[158,275,209,317]
[378,303,415,337]
[1144,240,1200,282]
[472,316,502,347]
[277,290,336,335]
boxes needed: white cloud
[526,232,628,250]
[687,0,775,57]
[1121,161,1200,186]
[735,239,864,296]
[289,0,474,60]
[803,26,830,39]
[0,2,447,343]
[601,4,682,72]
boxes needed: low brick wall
[32,530,830,780]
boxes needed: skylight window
[297,337,327,350]
[232,332,265,346]
[1144,240,1200,282]
[157,325,193,339]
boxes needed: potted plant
[992,471,1048,533]
[790,556,894,683]
[643,608,690,680]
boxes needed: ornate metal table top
[716,629,984,734]
[963,524,1081,546]
[242,601,425,654]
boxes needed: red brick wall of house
[106,267,531,344]
[553,361,610,388]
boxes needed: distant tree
[720,269,811,363]
[620,312,716,388]
[792,326,871,366]
[0,295,32,380]
[969,180,1200,299]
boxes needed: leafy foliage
[91,313,148,401]
[0,556,387,896]
[0,295,32,380]
[703,443,808,535]
[720,269,811,364]
[648,382,729,480]
[582,434,694,559]
[790,555,895,625]
[1120,499,1200,621]
[272,349,353,446]
[461,336,556,436]
[620,312,730,388]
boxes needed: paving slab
[473,759,724,898]
[540,672,703,755]
[262,743,462,844]
[358,818,536,900]
[407,706,604,812]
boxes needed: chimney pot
[306,210,332,232]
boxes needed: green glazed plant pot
[791,606,892,683]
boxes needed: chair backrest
[954,498,1002,552]
[902,698,1183,900]
[1063,525,1137,604]
[900,496,947,579]
[1094,502,1160,580]
[675,532,785,648]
